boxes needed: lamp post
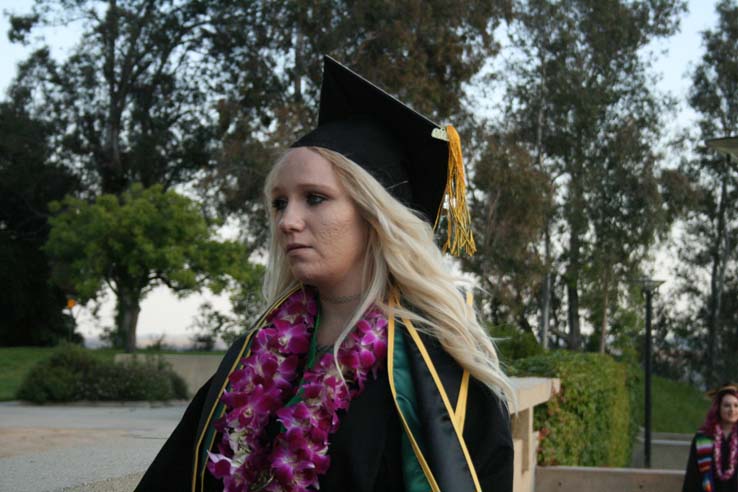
[638,277,663,468]
[706,136,738,162]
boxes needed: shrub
[511,350,638,467]
[16,364,79,403]
[168,368,189,399]
[16,345,188,403]
[488,323,544,364]
[16,344,98,403]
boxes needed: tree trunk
[119,290,141,353]
[566,222,582,350]
[567,279,580,350]
[565,151,585,351]
[540,224,552,349]
[293,25,303,102]
[536,100,551,350]
[102,0,124,194]
[707,175,730,385]
[599,270,610,354]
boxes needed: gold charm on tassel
[433,125,476,256]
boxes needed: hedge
[511,350,640,467]
[16,344,188,403]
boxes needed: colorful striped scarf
[696,434,715,492]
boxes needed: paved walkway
[0,401,186,492]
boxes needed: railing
[509,377,561,492]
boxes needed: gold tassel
[433,125,476,256]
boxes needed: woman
[136,56,514,492]
[683,383,738,492]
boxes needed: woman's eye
[306,193,326,206]
[271,198,287,211]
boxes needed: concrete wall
[536,466,685,492]
[115,353,222,395]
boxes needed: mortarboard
[291,55,476,256]
[706,383,738,399]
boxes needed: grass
[0,346,225,401]
[650,374,710,434]
[0,347,55,401]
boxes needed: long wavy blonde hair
[262,146,514,406]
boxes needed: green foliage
[8,0,516,250]
[0,100,82,346]
[205,1,515,247]
[9,0,220,195]
[16,345,187,403]
[45,183,260,351]
[511,351,638,467]
[584,299,644,358]
[488,324,544,365]
[463,135,553,324]
[670,0,738,386]
[487,0,686,345]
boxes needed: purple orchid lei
[713,424,738,480]
[207,289,388,492]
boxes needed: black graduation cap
[292,56,476,256]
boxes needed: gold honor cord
[454,370,470,432]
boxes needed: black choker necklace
[320,293,363,304]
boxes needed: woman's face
[720,393,738,427]
[270,148,369,295]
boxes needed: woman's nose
[278,203,304,232]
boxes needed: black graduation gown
[136,310,513,492]
[683,433,738,492]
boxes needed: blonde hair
[262,147,515,407]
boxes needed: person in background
[683,383,738,492]
[136,55,514,492]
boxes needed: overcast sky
[0,1,722,346]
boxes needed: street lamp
[638,277,664,469]
[706,136,738,162]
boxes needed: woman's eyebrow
[271,182,338,194]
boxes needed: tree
[45,184,259,352]
[494,0,685,349]
[463,131,553,330]
[0,96,81,346]
[581,118,670,353]
[677,0,738,385]
[8,0,222,195]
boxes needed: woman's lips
[286,244,309,254]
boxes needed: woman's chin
[290,268,321,287]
